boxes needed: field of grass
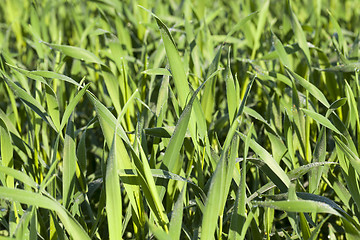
[1,0,360,239]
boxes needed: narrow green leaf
[268,132,287,164]
[345,81,359,132]
[201,134,240,240]
[31,70,82,87]
[239,133,291,192]
[335,136,360,175]
[101,65,122,114]
[3,75,58,132]
[63,114,77,209]
[222,76,255,153]
[251,0,269,58]
[328,10,345,54]
[0,165,39,191]
[201,46,222,123]
[286,0,311,65]
[318,62,360,72]
[200,76,254,240]
[140,6,208,143]
[309,127,326,195]
[286,68,330,108]
[299,212,311,240]
[5,64,48,86]
[0,187,90,240]
[200,143,227,240]
[229,125,253,240]
[272,32,292,70]
[329,98,347,111]
[144,126,191,138]
[132,139,169,229]
[45,84,60,132]
[223,11,258,44]
[226,49,237,124]
[142,8,188,108]
[253,200,340,216]
[300,108,341,135]
[86,91,130,146]
[141,68,171,76]
[42,42,103,65]
[148,220,169,240]
[162,74,209,175]
[169,186,186,239]
[324,172,351,210]
[296,192,359,228]
[248,162,337,201]
[118,169,205,201]
[343,219,360,240]
[0,119,13,172]
[106,130,122,240]
[308,216,330,240]
[86,91,143,225]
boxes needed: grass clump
[0,0,360,239]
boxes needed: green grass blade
[200,133,240,240]
[345,81,360,133]
[144,126,191,138]
[169,186,186,239]
[162,75,209,175]
[42,42,103,65]
[286,68,330,108]
[106,130,123,240]
[239,133,290,192]
[308,216,330,240]
[45,84,60,132]
[328,10,346,54]
[119,168,205,201]
[253,199,340,216]
[0,166,38,190]
[272,32,292,70]
[31,70,82,87]
[222,76,255,153]
[148,220,169,240]
[141,8,188,108]
[0,118,13,187]
[328,98,347,112]
[248,162,337,202]
[0,187,90,240]
[309,127,326,195]
[299,212,311,240]
[301,108,341,135]
[3,75,58,132]
[229,125,253,240]
[199,75,255,240]
[335,136,360,174]
[201,45,222,123]
[223,11,258,44]
[141,6,209,144]
[131,139,170,229]
[200,141,228,240]
[225,50,237,124]
[251,0,269,59]
[101,65,122,115]
[141,68,171,76]
[286,0,311,65]
[63,113,77,209]
[318,62,360,72]
[86,91,131,146]
[86,91,144,229]
[5,64,48,86]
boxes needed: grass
[0,0,360,239]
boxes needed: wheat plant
[0,0,360,239]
